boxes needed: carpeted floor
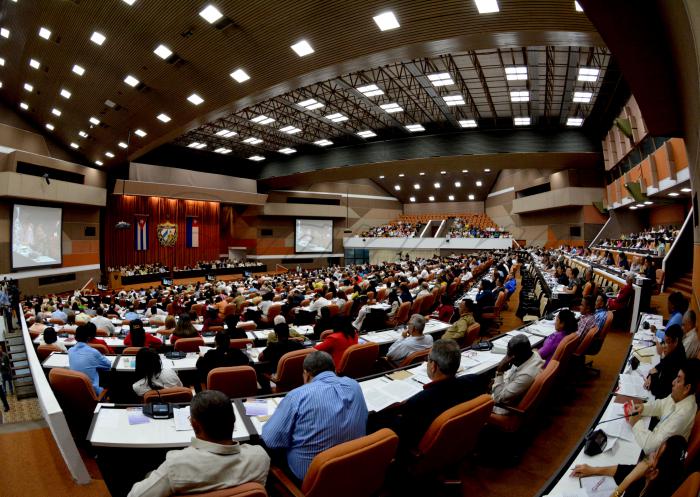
[1,393,43,424]
[0,426,110,497]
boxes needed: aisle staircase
[3,314,36,400]
[665,270,693,297]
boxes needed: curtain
[104,196,220,268]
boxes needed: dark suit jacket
[650,344,686,399]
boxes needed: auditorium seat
[269,428,398,497]
[409,394,494,484]
[269,348,314,393]
[143,387,193,404]
[88,343,110,355]
[685,412,700,469]
[37,344,61,362]
[174,337,205,353]
[456,323,481,348]
[672,473,700,497]
[386,302,410,328]
[397,348,430,368]
[207,366,258,399]
[174,483,268,497]
[336,343,379,378]
[95,328,109,337]
[122,347,142,355]
[49,368,106,440]
[229,339,254,349]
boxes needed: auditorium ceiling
[1,0,626,195]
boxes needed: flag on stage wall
[135,217,148,251]
[186,216,199,248]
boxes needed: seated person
[576,295,597,339]
[83,321,113,353]
[570,435,687,497]
[202,307,224,333]
[124,306,140,322]
[371,339,485,452]
[627,359,699,454]
[594,293,609,332]
[681,310,699,359]
[561,267,581,296]
[42,327,67,352]
[132,348,183,397]
[127,390,269,497]
[351,295,370,332]
[441,299,476,342]
[386,314,433,365]
[68,324,112,395]
[124,319,163,349]
[266,316,303,344]
[314,317,358,369]
[645,325,686,399]
[538,309,577,366]
[492,334,544,414]
[196,332,251,383]
[434,294,455,324]
[608,273,635,311]
[224,314,247,340]
[261,351,367,482]
[650,291,689,336]
[90,307,115,335]
[170,313,201,344]
[259,322,305,373]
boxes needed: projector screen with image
[295,219,333,253]
[12,204,62,270]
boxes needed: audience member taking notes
[128,390,269,497]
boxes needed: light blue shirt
[666,311,683,331]
[124,311,140,321]
[51,309,68,322]
[261,371,368,480]
[594,309,608,334]
[68,342,112,394]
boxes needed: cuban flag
[186,217,199,248]
[135,217,148,251]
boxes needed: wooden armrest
[269,465,306,497]
[96,389,109,402]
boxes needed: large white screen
[295,219,333,253]
[12,204,62,270]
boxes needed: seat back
[685,412,700,469]
[37,344,61,362]
[143,386,193,404]
[191,304,205,317]
[88,343,110,355]
[458,323,481,348]
[413,394,494,476]
[173,482,268,497]
[223,304,237,317]
[207,366,258,399]
[395,302,411,325]
[398,347,431,367]
[672,473,700,497]
[514,360,560,421]
[96,328,109,337]
[574,325,599,356]
[410,297,424,316]
[229,339,254,349]
[336,343,379,378]
[327,304,340,318]
[341,300,354,317]
[273,348,314,393]
[266,304,282,321]
[551,333,578,364]
[174,337,205,353]
[122,346,143,355]
[301,428,399,497]
[49,368,99,439]
[376,288,387,302]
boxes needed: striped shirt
[261,371,368,480]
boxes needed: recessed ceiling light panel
[459,119,477,128]
[291,39,314,57]
[199,5,224,24]
[154,44,173,59]
[157,113,171,123]
[373,11,400,31]
[188,93,204,105]
[90,31,106,45]
[474,0,499,14]
[230,68,250,83]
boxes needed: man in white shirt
[492,334,544,415]
[387,314,433,364]
[128,390,269,497]
[628,359,699,454]
[308,293,330,317]
[681,310,699,359]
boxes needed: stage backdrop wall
[105,196,220,269]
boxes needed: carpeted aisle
[0,426,110,497]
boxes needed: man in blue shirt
[261,351,368,481]
[51,304,68,323]
[124,306,140,322]
[504,273,517,295]
[68,324,112,395]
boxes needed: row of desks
[541,312,662,496]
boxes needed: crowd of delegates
[593,225,680,256]
[556,244,660,286]
[108,259,259,277]
[447,218,510,238]
[360,220,425,238]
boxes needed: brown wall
[648,204,687,226]
[403,201,483,215]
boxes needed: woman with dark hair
[170,313,200,344]
[202,306,224,332]
[224,314,247,339]
[132,348,182,396]
[42,327,67,352]
[435,294,455,324]
[314,316,358,369]
[84,322,114,353]
[196,332,250,383]
[124,319,163,349]
[538,309,578,366]
[571,435,687,497]
[386,288,401,319]
[399,284,413,304]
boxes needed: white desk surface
[361,319,450,345]
[89,402,251,448]
[116,354,199,372]
[42,353,118,369]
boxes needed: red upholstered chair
[37,344,61,362]
[684,412,700,469]
[409,394,494,480]
[387,302,410,328]
[122,347,143,355]
[207,366,258,399]
[341,300,354,317]
[672,473,700,497]
[269,428,398,497]
[191,304,205,317]
[260,304,282,326]
[96,328,110,337]
[223,304,237,317]
[229,339,254,349]
[174,337,205,353]
[455,323,481,348]
[49,368,106,440]
[88,343,110,355]
[238,322,257,331]
[397,348,431,368]
[326,304,339,318]
[49,317,65,326]
[173,483,268,497]
[143,387,193,404]
[552,333,579,364]
[336,343,379,378]
[268,348,314,393]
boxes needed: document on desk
[581,476,616,497]
[127,408,150,426]
[174,406,193,431]
[617,374,650,400]
[361,376,421,412]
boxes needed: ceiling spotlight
[409,196,416,202]
[29,58,40,69]
[476,180,483,187]
[644,201,653,205]
[60,88,72,99]
[23,83,33,92]
[468,194,475,200]
[419,172,425,176]
[19,102,29,110]
[459,119,477,128]
[95,160,103,166]
[134,129,147,137]
[474,0,499,14]
[406,124,425,132]
[118,142,128,149]
[357,84,384,97]
[398,173,405,177]
[394,185,401,191]
[216,129,237,138]
[72,64,85,76]
[78,130,88,138]
[89,117,100,125]
[314,139,333,147]
[454,181,461,187]
[668,192,680,197]
[45,123,54,131]
[248,155,265,161]
[124,75,140,87]
[414,184,420,190]
[38,27,52,40]
[278,147,297,154]
[434,182,441,188]
[70,142,79,149]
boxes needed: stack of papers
[174,406,192,431]
[360,376,422,412]
[617,373,649,399]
